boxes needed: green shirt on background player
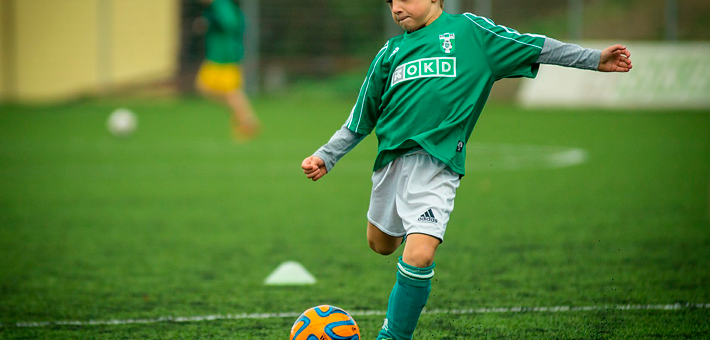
[302,0,632,339]
[203,0,245,64]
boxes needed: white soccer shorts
[367,149,460,242]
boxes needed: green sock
[377,257,435,340]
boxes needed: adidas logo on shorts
[418,209,438,223]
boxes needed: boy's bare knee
[367,222,402,255]
[368,240,397,256]
[402,249,435,268]
[402,234,440,268]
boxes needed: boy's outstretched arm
[302,156,327,181]
[301,125,367,182]
[536,38,632,73]
[598,44,632,72]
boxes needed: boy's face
[386,0,442,32]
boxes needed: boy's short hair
[440,0,444,8]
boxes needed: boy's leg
[401,233,439,267]
[225,89,261,140]
[195,62,260,140]
[377,233,439,340]
[367,222,403,256]
[367,151,457,339]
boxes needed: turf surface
[1,81,709,339]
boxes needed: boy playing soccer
[302,0,632,339]
[195,0,260,140]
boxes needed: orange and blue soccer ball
[290,305,360,340]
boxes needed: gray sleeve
[536,37,602,71]
[313,125,367,172]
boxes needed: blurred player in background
[195,0,260,141]
[302,0,632,339]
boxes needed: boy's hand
[598,45,632,72]
[302,156,328,181]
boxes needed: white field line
[3,303,708,328]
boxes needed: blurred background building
[0,0,179,102]
[0,0,708,103]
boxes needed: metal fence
[177,0,709,94]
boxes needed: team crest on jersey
[439,33,456,54]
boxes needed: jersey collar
[404,11,449,37]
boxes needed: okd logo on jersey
[391,57,457,86]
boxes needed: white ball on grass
[107,108,137,137]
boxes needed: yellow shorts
[196,61,242,93]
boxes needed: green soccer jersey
[203,0,245,64]
[346,12,545,175]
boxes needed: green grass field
[1,80,709,339]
